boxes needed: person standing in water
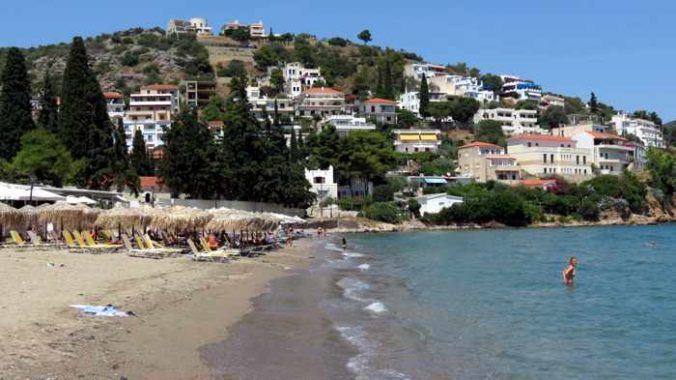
[562,256,577,285]
[341,236,347,250]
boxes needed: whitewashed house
[305,166,338,203]
[416,193,464,216]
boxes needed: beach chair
[62,230,78,249]
[143,235,165,250]
[71,230,90,249]
[189,238,230,263]
[10,231,26,247]
[134,236,147,250]
[123,234,182,260]
[187,239,202,255]
[83,231,120,251]
[199,237,214,253]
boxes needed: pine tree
[111,118,140,195]
[419,74,430,118]
[289,127,299,161]
[0,47,35,160]
[381,58,394,100]
[59,37,115,189]
[589,92,598,115]
[37,70,59,133]
[130,129,154,176]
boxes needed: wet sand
[201,245,356,380]
[0,239,315,379]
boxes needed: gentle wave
[336,277,370,302]
[343,251,365,258]
[364,301,388,314]
[358,263,371,271]
[336,326,410,380]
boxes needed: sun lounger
[10,231,26,247]
[62,230,78,249]
[189,238,230,263]
[83,231,120,251]
[123,234,183,259]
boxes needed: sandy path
[0,239,317,379]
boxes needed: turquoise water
[338,225,676,379]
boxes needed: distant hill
[0,27,213,98]
[663,120,675,147]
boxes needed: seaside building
[104,92,125,122]
[611,112,665,148]
[167,18,213,36]
[246,86,295,122]
[507,134,592,181]
[221,20,266,38]
[184,81,216,109]
[404,62,447,81]
[500,75,542,102]
[428,75,497,103]
[123,85,178,150]
[393,129,442,153]
[282,62,324,89]
[296,87,345,118]
[539,94,565,110]
[458,142,521,183]
[473,107,543,136]
[398,91,420,115]
[305,166,339,203]
[360,98,397,124]
[324,115,376,136]
[416,193,464,216]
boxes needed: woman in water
[562,256,577,285]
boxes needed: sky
[2,0,675,121]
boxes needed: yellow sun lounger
[10,231,26,246]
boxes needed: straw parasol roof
[95,206,153,231]
[0,202,20,228]
[205,208,289,232]
[150,206,213,232]
[37,201,93,230]
[18,205,38,225]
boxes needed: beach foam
[358,263,370,271]
[364,301,388,315]
[337,325,410,380]
[336,277,370,303]
[343,251,365,258]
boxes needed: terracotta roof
[586,131,627,141]
[509,134,574,143]
[140,176,165,190]
[304,87,342,95]
[142,84,178,91]
[459,141,503,150]
[103,91,123,99]
[208,120,224,129]
[365,97,397,105]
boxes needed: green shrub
[120,51,139,66]
[363,202,403,224]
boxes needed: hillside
[0,27,213,98]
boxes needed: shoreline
[0,238,318,379]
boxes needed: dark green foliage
[419,74,430,118]
[0,47,34,160]
[293,38,315,67]
[632,110,662,126]
[217,59,247,78]
[586,172,646,213]
[253,43,290,68]
[270,68,285,95]
[407,198,421,217]
[646,148,675,198]
[327,37,349,47]
[663,121,676,147]
[373,184,395,202]
[59,37,116,189]
[37,70,59,133]
[110,119,140,195]
[363,202,402,224]
[224,28,250,42]
[159,110,221,199]
[564,96,586,115]
[540,106,569,129]
[589,92,598,115]
[357,29,372,44]
[474,120,506,146]
[120,51,140,66]
[397,109,418,128]
[201,95,226,122]
[514,100,538,110]
[480,74,503,92]
[11,128,84,187]
[130,129,154,176]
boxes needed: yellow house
[507,134,592,181]
[458,141,521,183]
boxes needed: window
[576,155,580,165]
[583,156,586,164]
[550,154,555,163]
[528,142,532,147]
[313,177,326,184]
[371,106,375,113]
[543,154,547,163]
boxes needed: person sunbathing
[207,234,220,250]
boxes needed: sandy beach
[0,238,316,380]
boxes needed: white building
[360,98,397,124]
[324,115,376,136]
[474,107,543,136]
[305,166,338,203]
[296,87,345,117]
[433,74,496,103]
[282,62,324,96]
[221,20,267,38]
[507,134,592,180]
[416,193,464,216]
[398,91,420,115]
[167,18,213,36]
[123,85,178,150]
[540,94,565,110]
[103,92,125,121]
[611,112,665,148]
[404,62,447,81]
[501,75,542,102]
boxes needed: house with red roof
[458,141,521,183]
[296,87,345,118]
[507,134,592,181]
[359,98,398,124]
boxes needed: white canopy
[0,183,65,202]
[65,195,97,205]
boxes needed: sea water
[335,225,676,379]
[205,225,676,379]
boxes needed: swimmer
[562,256,577,285]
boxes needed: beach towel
[70,304,129,317]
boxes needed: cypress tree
[37,70,59,133]
[383,58,394,100]
[419,73,430,118]
[59,37,115,189]
[0,47,35,160]
[130,129,154,176]
[111,118,140,195]
[289,128,298,161]
[589,92,598,115]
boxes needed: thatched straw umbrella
[18,205,38,227]
[95,206,153,232]
[37,201,87,231]
[0,202,20,237]
[150,206,213,233]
